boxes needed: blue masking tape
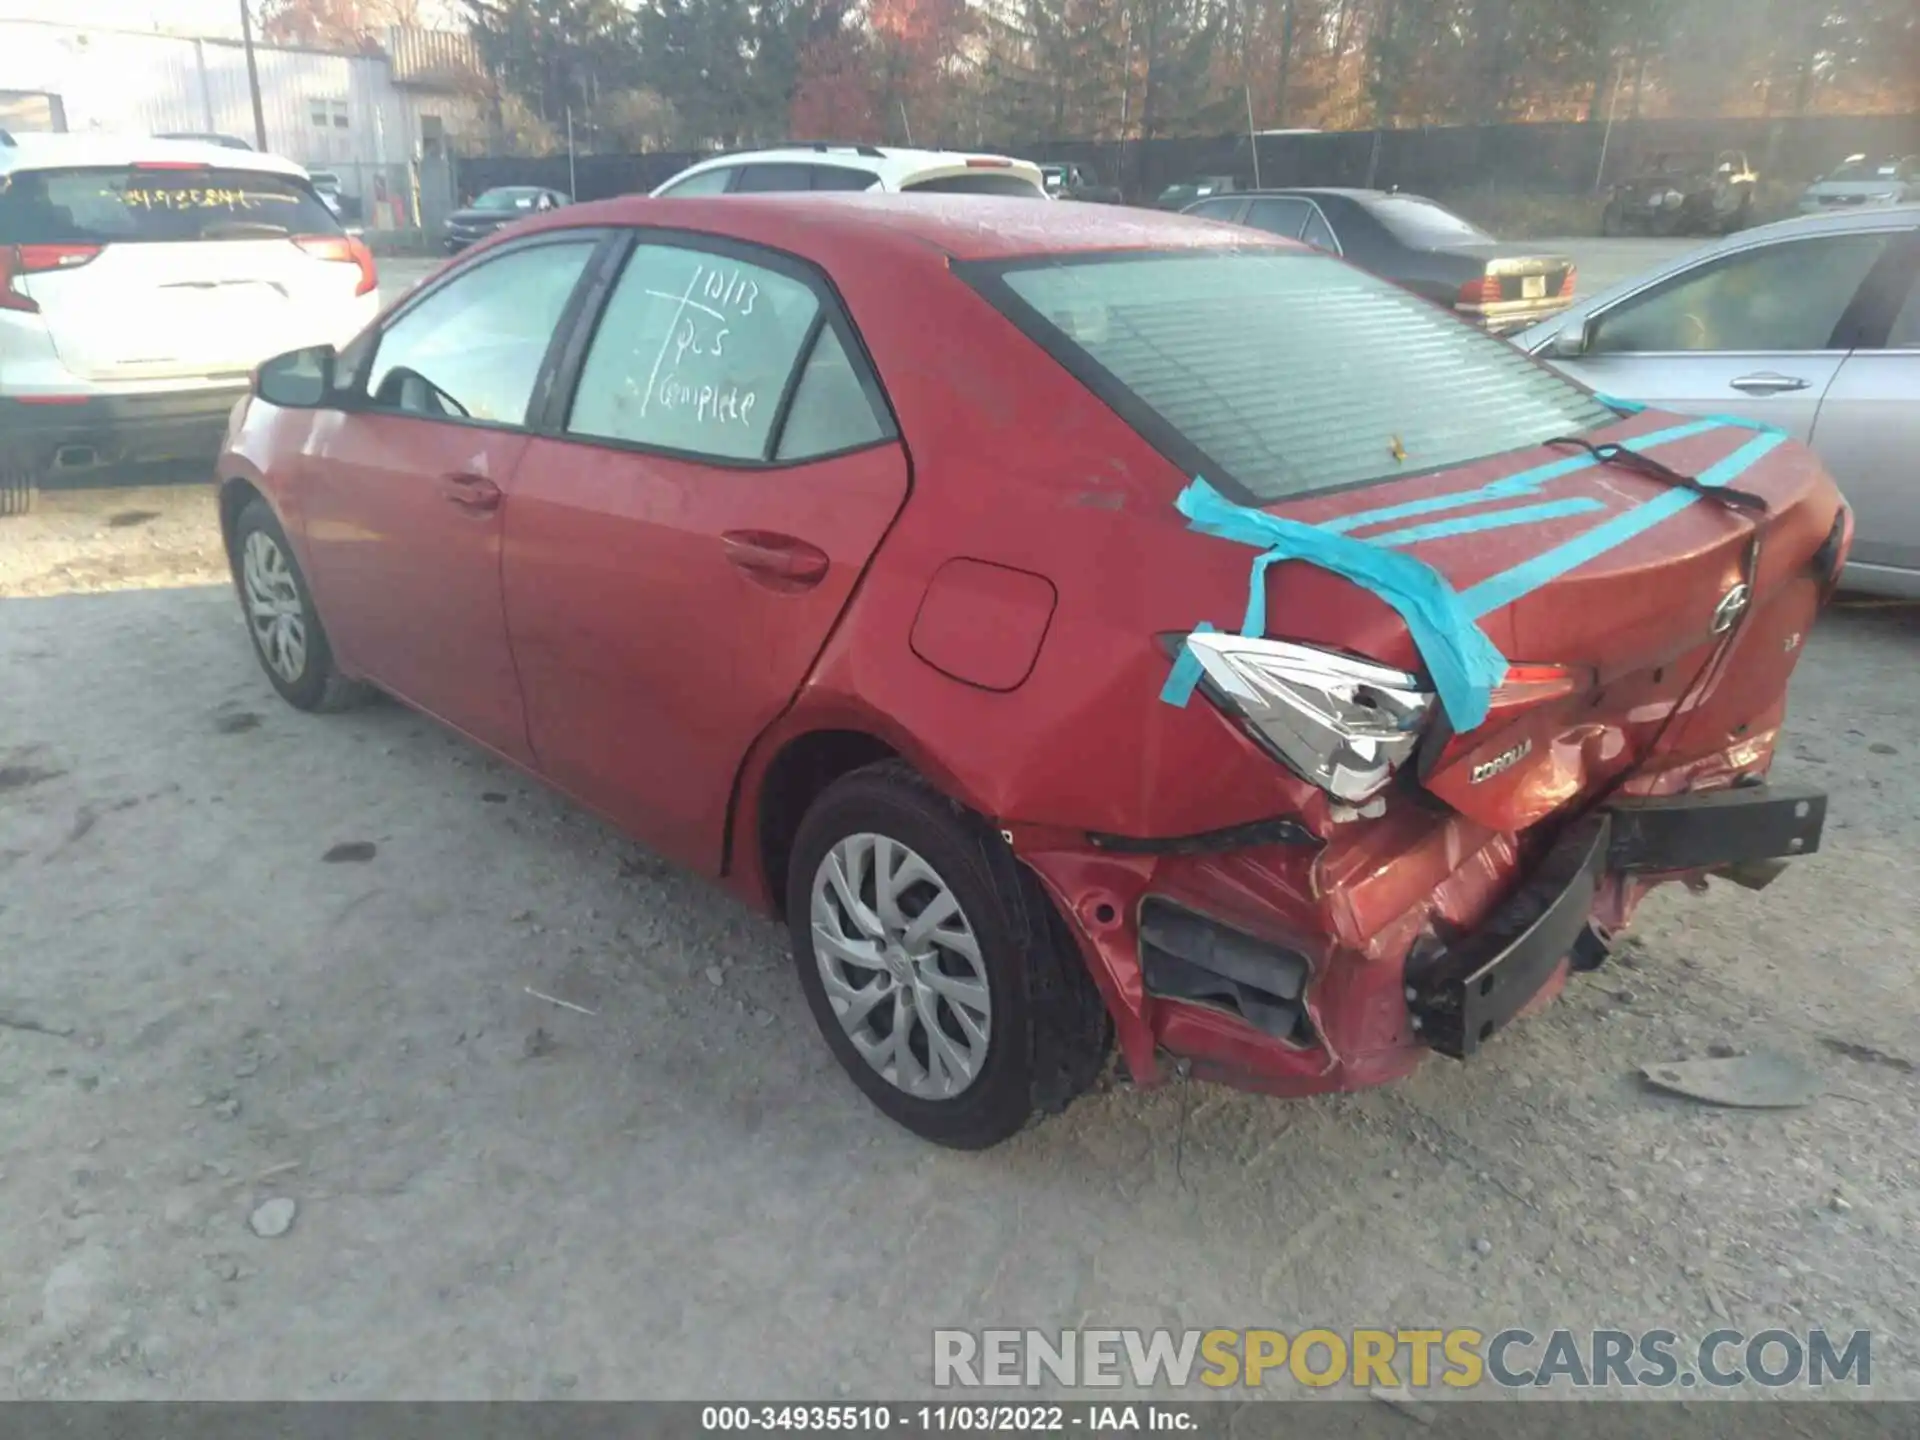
[1457,430,1788,620]
[1158,620,1215,705]
[1366,496,1606,548]
[1163,478,1509,732]
[1596,393,1649,415]
[1322,418,1727,535]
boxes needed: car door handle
[440,473,502,513]
[722,531,830,589]
[1729,372,1811,396]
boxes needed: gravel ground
[1,481,1915,1403]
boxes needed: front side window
[568,243,822,461]
[365,239,595,425]
[979,248,1612,501]
[732,164,816,193]
[1589,234,1892,354]
[659,167,735,197]
[0,165,339,243]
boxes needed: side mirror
[254,344,337,408]
[1546,318,1594,359]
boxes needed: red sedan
[218,195,1842,1147]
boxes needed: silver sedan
[1517,206,1920,598]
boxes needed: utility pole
[238,0,268,151]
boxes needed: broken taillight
[0,243,103,313]
[1179,633,1434,803]
[294,232,378,297]
[1486,661,1582,714]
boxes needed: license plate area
[1522,274,1547,299]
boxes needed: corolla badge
[1711,583,1752,634]
[1470,738,1533,784]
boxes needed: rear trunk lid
[1282,418,1840,830]
[1,162,358,381]
[1438,240,1575,308]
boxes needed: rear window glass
[0,166,340,244]
[989,250,1613,501]
[1364,195,1491,246]
[904,172,1044,197]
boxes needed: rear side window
[1590,233,1893,354]
[0,166,341,243]
[982,249,1613,501]
[1242,197,1312,238]
[568,244,817,461]
[903,172,1044,197]
[774,327,887,460]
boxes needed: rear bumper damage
[1019,781,1826,1095]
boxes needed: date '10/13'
[644,262,766,430]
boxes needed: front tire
[230,497,369,712]
[786,761,1109,1149]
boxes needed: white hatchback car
[651,144,1047,199]
[1,132,380,505]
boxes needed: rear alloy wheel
[231,496,369,712]
[787,761,1109,1148]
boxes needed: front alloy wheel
[810,833,993,1100]
[242,529,309,685]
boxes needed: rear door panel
[505,439,910,871]
[1811,352,1920,573]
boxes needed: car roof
[663,145,1038,186]
[0,132,307,178]
[517,192,1268,264]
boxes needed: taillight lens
[0,243,103,313]
[294,233,378,297]
[1486,662,1581,714]
[1457,273,1501,307]
[1180,632,1433,803]
[1558,265,1578,298]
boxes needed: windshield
[471,188,544,211]
[1366,194,1492,246]
[903,172,1044,197]
[0,165,341,243]
[978,249,1611,501]
[1829,157,1907,181]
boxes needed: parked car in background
[1519,205,1920,597]
[652,144,1046,199]
[1185,187,1576,335]
[1602,150,1757,236]
[1799,154,1918,214]
[444,185,570,251]
[0,132,378,509]
[219,193,1834,1148]
[1154,175,1237,210]
[155,131,255,151]
[1039,162,1122,203]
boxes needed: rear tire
[785,760,1110,1149]
[229,497,370,712]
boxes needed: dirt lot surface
[1,482,1914,1402]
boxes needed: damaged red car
[218,195,1842,1148]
